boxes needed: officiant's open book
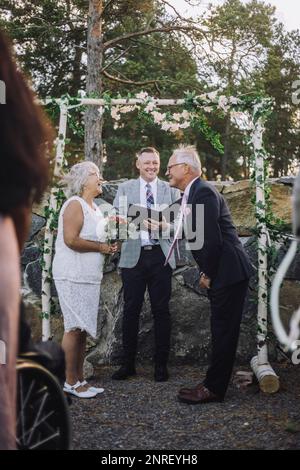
[128,198,182,230]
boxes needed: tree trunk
[85,0,104,170]
[70,39,83,96]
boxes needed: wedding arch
[41,90,279,392]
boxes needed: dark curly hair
[0,30,52,215]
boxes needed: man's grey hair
[172,145,201,174]
[63,161,99,198]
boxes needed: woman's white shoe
[81,380,104,394]
[63,381,97,398]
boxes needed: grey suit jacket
[113,178,180,269]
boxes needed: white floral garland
[100,90,246,133]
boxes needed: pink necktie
[164,193,187,266]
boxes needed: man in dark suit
[166,146,254,403]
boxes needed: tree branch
[100,0,115,18]
[103,69,157,86]
[103,25,204,50]
[101,46,131,73]
[159,0,201,26]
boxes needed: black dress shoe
[111,365,136,380]
[154,365,169,382]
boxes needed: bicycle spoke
[21,409,55,442]
[28,430,60,450]
[17,376,36,445]
[25,392,49,446]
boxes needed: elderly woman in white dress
[52,162,118,399]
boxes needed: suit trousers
[121,246,172,366]
[204,279,249,399]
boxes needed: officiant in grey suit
[112,147,180,382]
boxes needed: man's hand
[199,273,211,289]
[143,216,170,233]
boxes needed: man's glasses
[166,163,186,172]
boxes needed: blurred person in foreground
[0,30,51,449]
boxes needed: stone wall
[22,178,300,366]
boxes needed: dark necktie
[146,183,156,243]
[146,183,154,208]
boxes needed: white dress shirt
[139,176,158,246]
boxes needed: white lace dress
[52,196,105,338]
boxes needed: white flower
[203,106,213,113]
[181,110,191,120]
[111,107,121,121]
[229,96,240,105]
[96,218,108,242]
[169,123,180,133]
[152,111,166,123]
[172,113,181,122]
[179,121,190,129]
[218,95,229,112]
[207,91,218,102]
[198,93,208,102]
[136,91,148,101]
[113,122,119,130]
[144,101,156,113]
[253,102,265,116]
[230,111,243,120]
[161,122,172,131]
[119,105,135,114]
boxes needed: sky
[171,0,300,31]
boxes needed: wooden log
[251,356,280,394]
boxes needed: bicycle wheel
[16,360,71,450]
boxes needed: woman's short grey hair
[172,146,201,173]
[62,161,99,198]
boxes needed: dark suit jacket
[185,178,255,289]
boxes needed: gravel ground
[69,363,300,450]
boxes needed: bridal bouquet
[96,214,136,244]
